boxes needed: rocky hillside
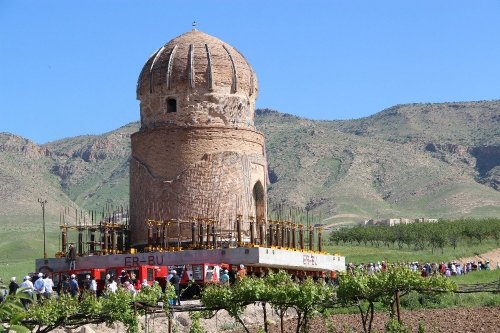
[332,100,500,191]
[0,134,73,219]
[42,123,136,210]
[0,101,499,231]
[256,101,500,223]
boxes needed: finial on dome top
[192,21,197,31]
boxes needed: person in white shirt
[123,281,137,297]
[33,273,45,301]
[104,274,111,290]
[0,285,6,302]
[43,274,55,298]
[90,276,98,296]
[367,263,375,275]
[107,277,118,294]
[451,263,457,275]
[19,276,34,310]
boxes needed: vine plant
[336,267,456,333]
[1,268,456,333]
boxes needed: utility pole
[38,198,48,259]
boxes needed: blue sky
[1,1,500,144]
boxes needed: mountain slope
[330,100,500,191]
[1,100,499,228]
[333,100,500,146]
[42,122,137,209]
[255,105,500,221]
[0,133,75,221]
[1,100,499,277]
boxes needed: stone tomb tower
[130,29,267,247]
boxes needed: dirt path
[459,248,500,270]
[235,306,500,333]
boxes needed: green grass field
[450,269,500,284]
[1,221,498,284]
[0,229,60,281]
[325,239,499,264]
[403,269,500,310]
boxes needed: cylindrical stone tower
[130,29,267,247]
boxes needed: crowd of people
[219,264,247,286]
[1,259,493,309]
[0,268,184,310]
[345,260,492,277]
[1,264,250,310]
[0,273,56,310]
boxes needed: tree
[201,282,251,333]
[336,266,456,333]
[23,284,171,333]
[264,271,296,333]
[290,277,334,333]
[429,232,446,254]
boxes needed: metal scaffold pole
[38,198,48,259]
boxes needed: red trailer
[50,268,107,295]
[105,265,167,290]
[183,263,221,285]
[47,265,167,294]
[161,263,221,297]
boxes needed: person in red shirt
[236,264,246,281]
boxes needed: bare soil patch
[48,305,499,333]
[238,306,500,333]
[460,248,500,270]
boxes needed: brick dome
[136,29,259,129]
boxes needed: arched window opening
[253,181,265,222]
[167,98,177,113]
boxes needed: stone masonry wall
[139,91,256,130]
[132,31,266,248]
[130,127,267,247]
[131,126,265,180]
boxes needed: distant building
[363,219,382,226]
[362,217,438,227]
[388,218,400,226]
[387,218,411,226]
[415,218,438,223]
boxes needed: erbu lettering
[302,254,317,266]
[124,255,164,267]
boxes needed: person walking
[67,244,76,270]
[168,270,181,305]
[82,275,92,293]
[107,277,118,294]
[220,269,230,286]
[123,281,137,297]
[141,279,149,290]
[89,276,97,296]
[33,273,45,301]
[19,276,34,310]
[60,275,70,295]
[104,274,111,290]
[69,274,79,297]
[119,270,130,285]
[43,274,54,299]
[236,264,246,281]
[9,277,19,295]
